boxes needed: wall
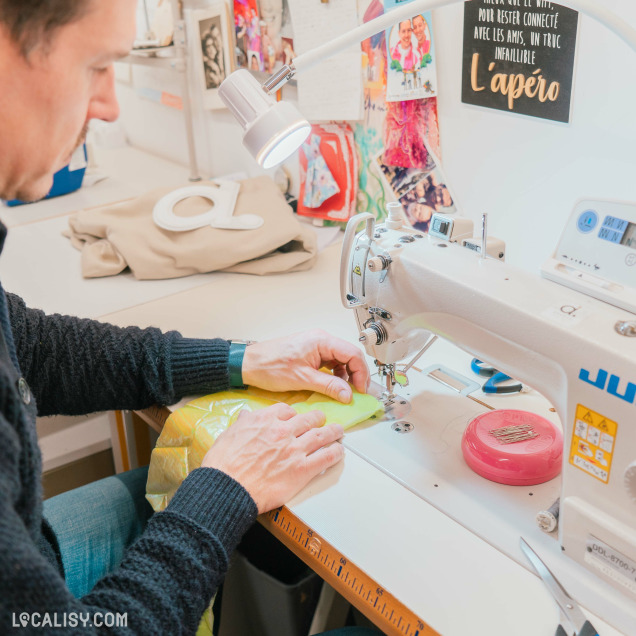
[115,0,636,273]
[434,0,636,271]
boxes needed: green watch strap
[228,342,248,388]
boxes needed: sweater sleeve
[7,293,231,417]
[0,407,258,634]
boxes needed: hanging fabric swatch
[297,124,358,222]
[301,134,340,208]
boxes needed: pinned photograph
[190,5,234,109]
[248,50,261,71]
[376,154,436,200]
[233,0,263,71]
[375,145,457,234]
[384,2,437,102]
[399,170,456,233]
[259,0,295,74]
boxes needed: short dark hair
[0,0,92,57]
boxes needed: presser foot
[368,378,411,420]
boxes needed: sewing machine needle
[401,335,439,375]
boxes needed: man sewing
[0,1,377,633]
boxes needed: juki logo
[579,368,636,404]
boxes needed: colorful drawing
[384,1,437,102]
[384,97,440,170]
[355,0,389,221]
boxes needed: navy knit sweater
[0,222,258,633]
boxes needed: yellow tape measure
[260,507,439,636]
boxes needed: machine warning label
[570,405,617,483]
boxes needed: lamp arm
[287,0,636,78]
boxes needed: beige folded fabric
[65,176,317,279]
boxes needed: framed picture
[189,3,234,110]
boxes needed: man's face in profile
[0,0,136,202]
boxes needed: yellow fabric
[146,386,383,512]
[291,390,385,430]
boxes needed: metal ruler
[260,507,439,636]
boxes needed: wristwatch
[228,339,255,388]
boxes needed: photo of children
[376,148,457,234]
[233,0,263,71]
[384,1,437,102]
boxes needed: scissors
[470,358,523,394]
[520,538,599,636]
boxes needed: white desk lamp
[219,0,636,169]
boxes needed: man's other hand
[201,404,344,513]
[242,329,370,404]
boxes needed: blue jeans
[44,467,379,635]
[43,465,153,598]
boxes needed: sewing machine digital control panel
[541,198,636,313]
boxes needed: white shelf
[121,1,200,180]
[38,414,112,472]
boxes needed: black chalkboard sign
[461,0,578,123]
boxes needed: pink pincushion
[461,409,563,486]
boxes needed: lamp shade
[219,69,311,169]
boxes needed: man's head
[0,0,136,202]
[398,20,412,49]
[412,14,428,44]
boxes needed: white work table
[101,247,625,636]
[0,146,626,635]
[0,146,216,320]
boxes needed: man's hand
[201,404,344,513]
[242,329,370,403]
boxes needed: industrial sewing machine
[340,200,636,634]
